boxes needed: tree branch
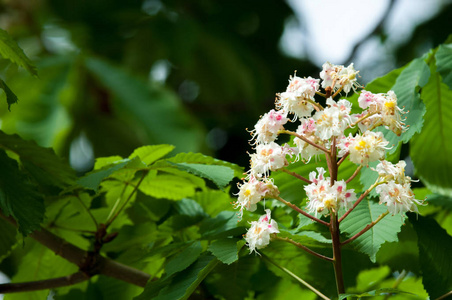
[341,211,389,245]
[0,213,151,292]
[0,272,89,293]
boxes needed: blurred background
[0,0,451,173]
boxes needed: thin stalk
[331,85,344,98]
[278,130,330,154]
[342,211,389,245]
[345,166,363,184]
[106,183,128,222]
[339,181,386,223]
[75,193,98,230]
[330,212,345,295]
[262,254,331,300]
[435,291,452,300]
[281,168,312,184]
[337,152,349,167]
[275,196,329,226]
[274,236,333,262]
[383,270,407,300]
[348,111,377,129]
[315,91,327,98]
[306,98,323,111]
[106,171,147,228]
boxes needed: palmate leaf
[167,152,244,178]
[171,163,234,190]
[165,241,203,278]
[340,198,404,262]
[0,28,37,76]
[410,61,452,195]
[0,150,44,236]
[0,131,76,189]
[409,214,452,298]
[129,144,175,166]
[436,43,452,89]
[0,79,18,111]
[135,254,218,300]
[208,238,240,265]
[139,173,198,200]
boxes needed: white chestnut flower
[245,209,279,254]
[249,142,294,177]
[339,131,390,165]
[376,181,423,215]
[251,109,288,144]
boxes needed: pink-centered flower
[245,209,279,254]
[294,118,326,161]
[376,181,423,215]
[313,98,355,140]
[304,168,356,216]
[251,109,289,144]
[375,160,412,185]
[320,62,360,94]
[249,142,293,177]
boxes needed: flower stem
[274,236,333,262]
[342,211,389,245]
[281,168,312,184]
[274,196,329,226]
[330,212,345,295]
[278,130,330,154]
[261,254,331,300]
[345,166,363,184]
[337,152,349,167]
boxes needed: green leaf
[167,152,244,178]
[129,144,175,166]
[85,57,204,153]
[165,241,203,278]
[0,131,76,189]
[0,149,44,235]
[172,163,234,190]
[410,61,452,195]
[208,238,240,265]
[340,198,404,262]
[339,288,417,300]
[0,28,37,76]
[77,159,132,191]
[0,79,18,111]
[279,229,331,248]
[136,254,218,300]
[409,214,452,298]
[0,217,17,263]
[436,44,452,89]
[139,173,197,200]
[94,155,123,170]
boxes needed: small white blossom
[249,142,293,177]
[276,74,320,119]
[376,160,412,185]
[320,62,360,94]
[339,131,390,165]
[376,181,423,215]
[234,177,279,219]
[313,98,355,140]
[294,118,325,161]
[245,209,279,254]
[251,109,288,144]
[304,168,356,216]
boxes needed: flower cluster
[235,62,422,254]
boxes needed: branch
[341,211,389,245]
[281,168,312,184]
[275,196,329,226]
[278,130,330,154]
[0,272,89,293]
[274,236,333,262]
[0,213,151,292]
[337,152,349,167]
[345,165,363,184]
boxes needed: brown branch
[278,130,330,154]
[342,211,389,245]
[281,168,312,184]
[274,236,333,262]
[337,152,349,167]
[275,196,329,226]
[345,165,363,184]
[0,272,89,293]
[0,213,151,293]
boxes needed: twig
[337,152,349,167]
[435,291,452,300]
[278,130,330,154]
[75,193,98,230]
[0,272,89,293]
[261,254,331,300]
[275,196,329,226]
[274,236,333,262]
[345,166,363,184]
[281,168,312,184]
[342,211,389,245]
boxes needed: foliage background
[1,0,452,299]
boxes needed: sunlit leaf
[139,173,197,200]
[340,198,404,262]
[129,144,175,166]
[0,28,37,76]
[410,61,452,195]
[171,162,234,190]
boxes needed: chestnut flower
[245,209,280,254]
